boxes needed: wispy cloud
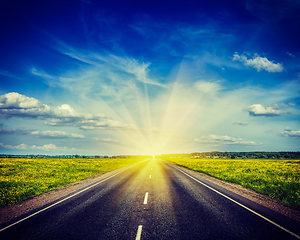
[286,52,295,58]
[31,143,76,151]
[6,48,298,153]
[233,53,284,72]
[194,81,222,96]
[49,42,166,89]
[0,127,32,135]
[30,130,85,139]
[93,137,119,143]
[0,142,77,151]
[44,118,136,130]
[31,57,164,109]
[0,127,85,139]
[0,70,22,80]
[195,135,261,145]
[233,121,248,126]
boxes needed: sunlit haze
[0,0,300,155]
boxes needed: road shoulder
[0,167,128,224]
[166,161,300,223]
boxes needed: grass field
[161,157,300,207]
[0,157,147,208]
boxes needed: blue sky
[0,0,300,155]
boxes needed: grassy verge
[0,157,147,208]
[161,157,300,207]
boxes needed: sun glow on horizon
[92,62,205,156]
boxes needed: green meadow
[161,157,300,207]
[1,156,300,208]
[0,157,147,208]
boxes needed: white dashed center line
[135,225,143,240]
[143,192,149,204]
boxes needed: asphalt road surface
[1,158,299,240]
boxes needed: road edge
[161,160,300,223]
[0,159,150,225]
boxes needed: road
[0,158,299,240]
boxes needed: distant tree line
[158,151,300,159]
[1,152,299,159]
[0,154,151,159]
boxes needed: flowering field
[0,157,147,208]
[162,157,300,206]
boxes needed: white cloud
[0,127,85,139]
[0,142,27,149]
[281,128,300,138]
[0,142,76,151]
[44,118,136,130]
[31,130,85,139]
[233,53,284,72]
[245,104,291,117]
[0,92,135,130]
[194,135,260,145]
[0,92,43,109]
[93,137,119,143]
[0,92,81,119]
[31,143,73,151]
